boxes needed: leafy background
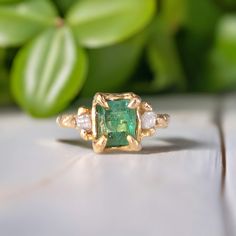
[0,0,236,117]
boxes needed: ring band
[57,92,169,153]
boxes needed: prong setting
[95,93,109,109]
[140,102,153,113]
[80,129,93,141]
[78,107,90,116]
[93,135,108,153]
[156,114,170,128]
[141,128,156,138]
[128,97,141,109]
[127,135,142,151]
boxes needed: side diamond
[141,112,157,129]
[76,114,92,131]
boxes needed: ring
[57,92,169,153]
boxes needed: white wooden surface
[222,95,236,236]
[0,95,234,236]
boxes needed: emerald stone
[96,99,137,148]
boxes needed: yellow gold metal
[141,128,156,138]
[57,114,76,128]
[128,96,141,109]
[127,135,142,151]
[56,92,170,153]
[78,107,90,116]
[80,129,93,141]
[95,93,109,109]
[156,114,170,128]
[93,135,108,153]
[140,102,153,113]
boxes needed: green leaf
[185,0,220,36]
[0,48,12,106]
[0,0,22,3]
[134,19,185,93]
[206,15,236,91]
[0,0,58,47]
[66,0,156,48]
[53,0,78,13]
[0,70,12,106]
[11,27,88,117]
[216,0,236,10]
[81,33,146,97]
[0,48,5,65]
[175,0,221,91]
[160,0,186,34]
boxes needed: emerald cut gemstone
[96,99,137,148]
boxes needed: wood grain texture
[0,96,226,236]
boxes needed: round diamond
[141,112,157,129]
[76,114,92,130]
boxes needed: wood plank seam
[215,97,235,236]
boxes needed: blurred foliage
[81,32,147,96]
[0,48,11,105]
[0,0,236,117]
[11,27,88,117]
[206,15,236,91]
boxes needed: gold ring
[57,92,169,153]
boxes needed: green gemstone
[96,99,137,148]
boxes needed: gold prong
[140,102,153,113]
[56,115,76,128]
[78,107,90,116]
[141,128,156,138]
[93,135,107,153]
[127,135,142,151]
[80,129,93,141]
[96,93,109,109]
[128,97,141,109]
[156,114,170,128]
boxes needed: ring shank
[57,114,77,128]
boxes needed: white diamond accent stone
[76,114,92,130]
[141,112,157,129]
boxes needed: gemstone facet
[96,99,137,148]
[141,112,157,129]
[76,114,92,130]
